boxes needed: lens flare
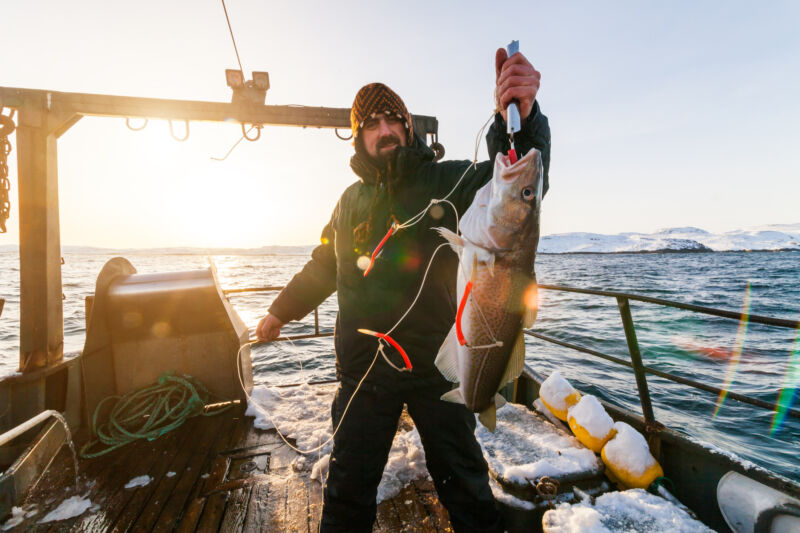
[713,282,751,419]
[770,326,800,434]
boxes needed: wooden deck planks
[11,403,455,533]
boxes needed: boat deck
[17,404,453,532]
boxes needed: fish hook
[169,120,190,142]
[335,128,353,141]
[125,117,148,131]
[242,123,262,141]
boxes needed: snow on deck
[542,489,714,533]
[246,383,429,503]
[475,402,602,485]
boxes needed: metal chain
[0,109,15,234]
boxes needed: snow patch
[124,475,152,489]
[540,371,578,413]
[38,496,92,524]
[543,489,713,532]
[603,422,656,476]
[476,402,601,485]
[2,505,38,530]
[568,396,614,439]
[246,383,429,503]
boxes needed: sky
[1,1,799,248]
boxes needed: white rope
[237,111,501,456]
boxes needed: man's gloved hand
[495,48,541,122]
[256,313,286,342]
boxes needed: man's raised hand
[495,48,541,122]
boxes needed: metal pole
[616,297,656,425]
[314,308,320,336]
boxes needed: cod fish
[435,148,542,432]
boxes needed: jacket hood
[350,134,435,185]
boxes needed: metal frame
[242,282,800,421]
[0,86,438,376]
[529,284,800,420]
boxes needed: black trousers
[320,381,503,533]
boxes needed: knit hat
[350,83,413,142]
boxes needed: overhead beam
[0,87,439,137]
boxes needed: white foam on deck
[475,402,601,485]
[1,505,37,530]
[38,495,92,524]
[543,489,714,533]
[246,383,429,503]
[124,475,153,489]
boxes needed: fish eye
[521,187,535,201]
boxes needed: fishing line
[236,111,503,456]
[220,0,245,75]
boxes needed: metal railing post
[616,297,656,425]
[314,307,320,336]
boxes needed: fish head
[486,149,543,249]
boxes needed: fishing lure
[357,329,413,371]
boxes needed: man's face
[360,112,407,164]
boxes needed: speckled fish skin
[436,148,542,418]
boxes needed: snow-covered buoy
[601,422,663,489]
[539,371,581,421]
[567,395,615,453]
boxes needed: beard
[370,134,403,167]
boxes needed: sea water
[0,251,798,482]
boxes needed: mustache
[377,134,401,149]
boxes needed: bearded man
[257,48,550,533]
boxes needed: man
[256,48,550,532]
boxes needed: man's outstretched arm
[257,207,338,341]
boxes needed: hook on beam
[125,117,148,131]
[168,120,190,142]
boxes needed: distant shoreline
[1,248,798,256]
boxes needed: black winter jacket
[269,103,551,392]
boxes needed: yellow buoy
[567,395,615,453]
[539,371,582,421]
[601,422,664,489]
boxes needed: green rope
[80,373,232,459]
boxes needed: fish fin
[440,388,464,404]
[494,393,507,409]
[523,283,538,328]
[478,403,497,432]
[434,325,460,382]
[499,331,526,387]
[434,227,463,254]
[486,252,496,277]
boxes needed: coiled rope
[80,373,232,459]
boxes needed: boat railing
[223,286,332,342]
[529,284,800,427]
[225,283,800,426]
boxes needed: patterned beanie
[350,83,413,142]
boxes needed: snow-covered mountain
[539,223,800,253]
